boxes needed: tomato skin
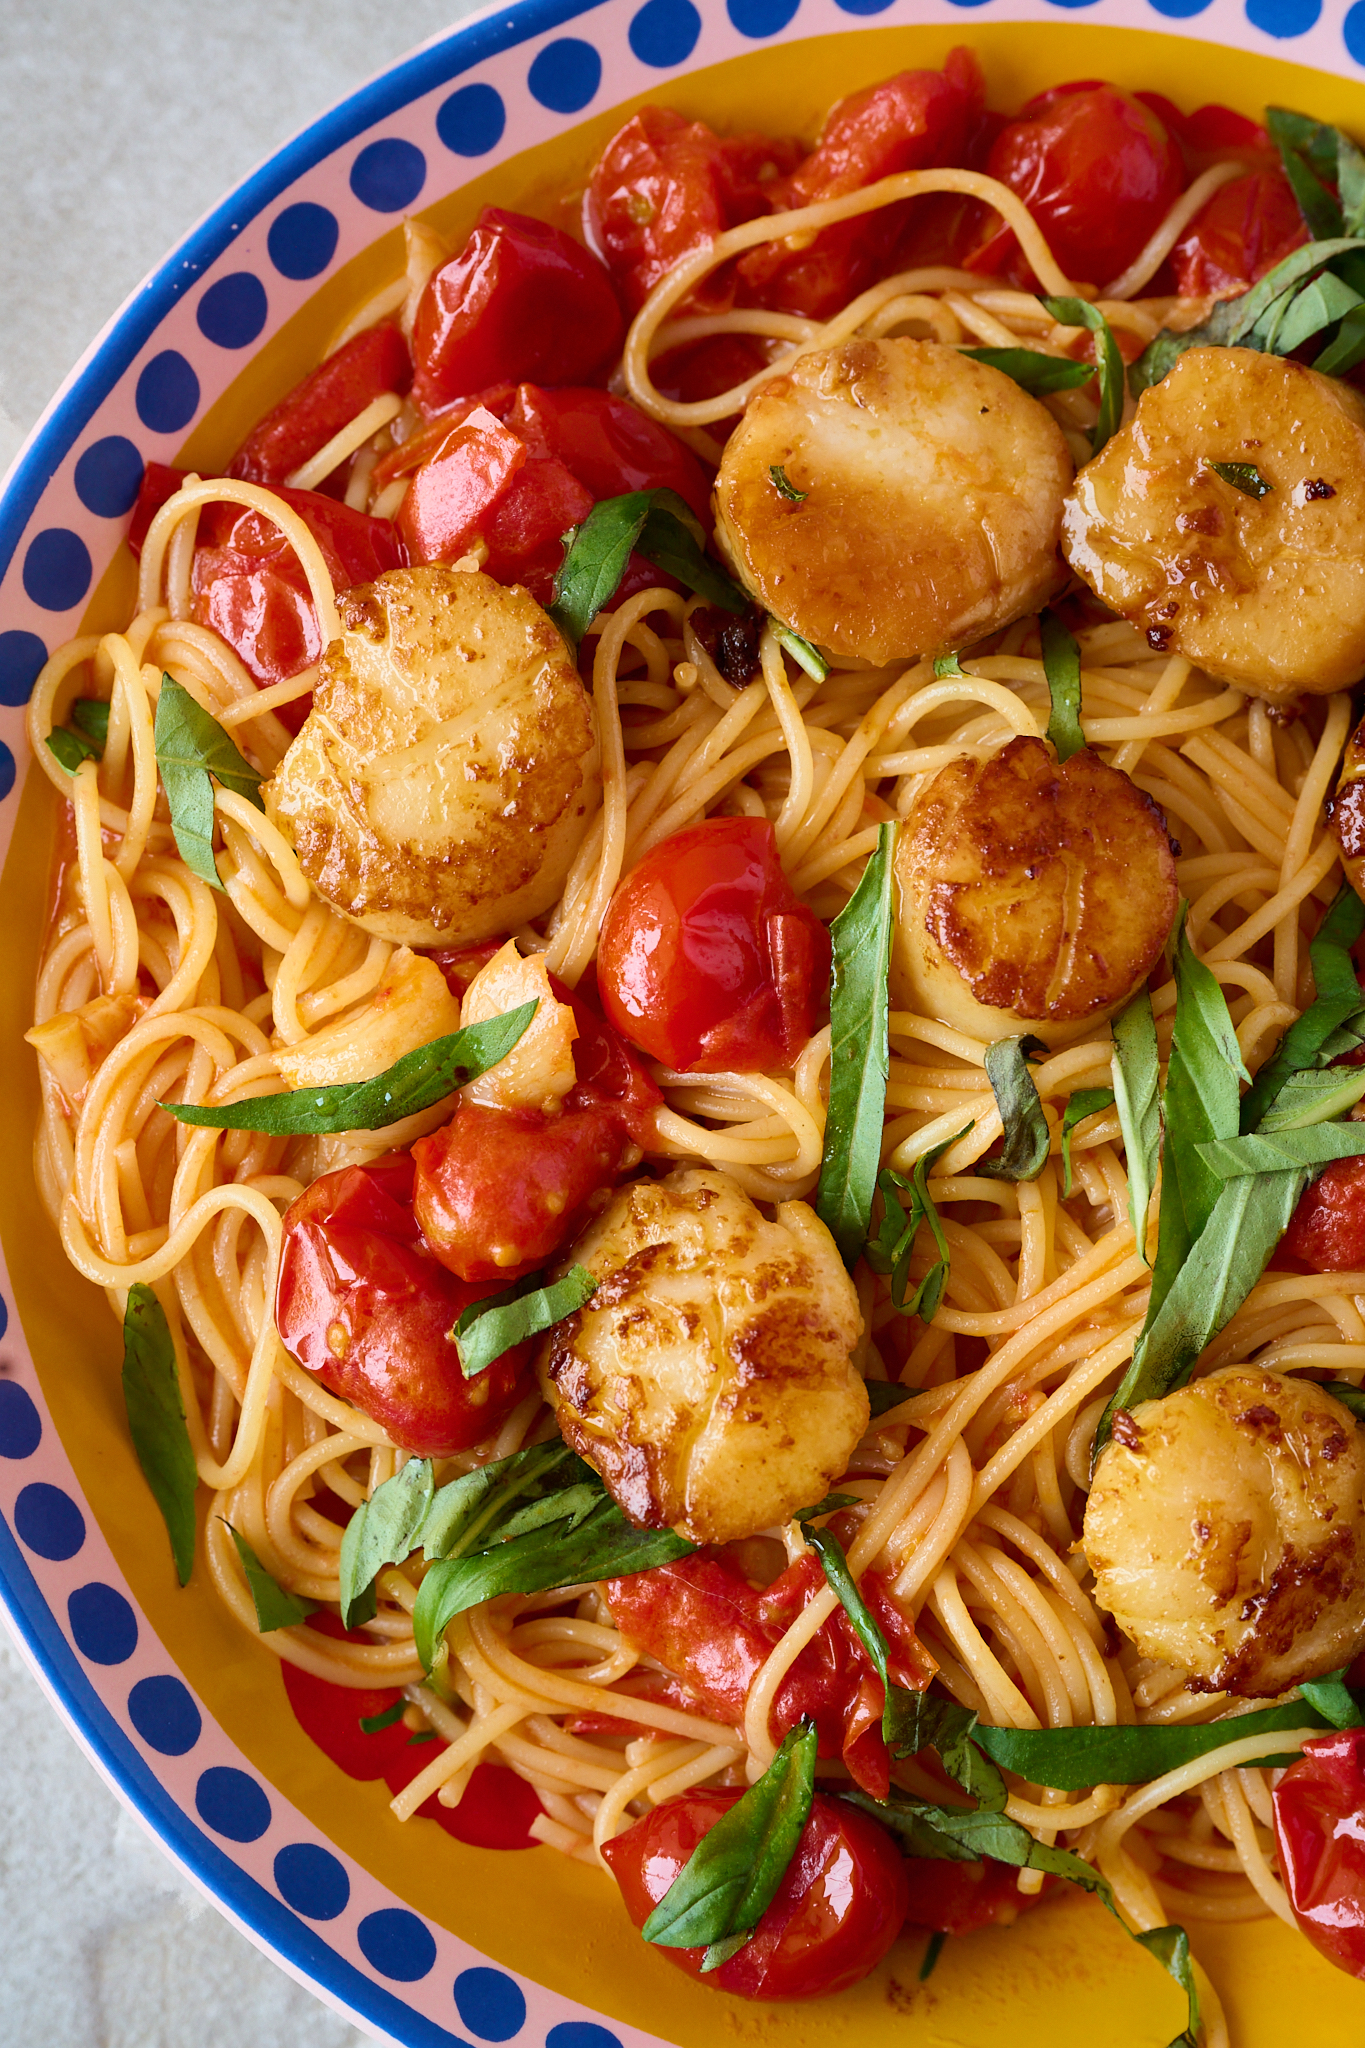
[596,817,832,1074]
[1170,168,1307,300]
[900,1855,1038,1936]
[553,974,664,1152]
[1283,1156,1365,1271]
[229,325,412,487]
[126,462,197,556]
[275,1154,531,1454]
[411,1102,628,1284]
[412,208,624,414]
[974,84,1184,289]
[603,1789,909,1999]
[505,383,711,525]
[1274,1729,1365,1977]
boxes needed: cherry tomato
[275,1153,532,1453]
[554,974,664,1152]
[972,84,1184,290]
[900,1856,1040,1936]
[596,817,832,1073]
[191,484,403,690]
[504,383,711,525]
[411,209,624,414]
[411,1102,628,1284]
[603,1789,909,1999]
[1283,1157,1365,1271]
[126,462,197,557]
[229,324,412,487]
[1134,92,1272,169]
[1170,168,1307,300]
[1274,1728,1365,1977]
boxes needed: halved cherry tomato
[596,816,832,1073]
[274,1152,531,1453]
[1274,1728,1365,1977]
[1170,168,1307,300]
[1283,1156,1365,1272]
[554,974,664,1152]
[900,1855,1041,1935]
[971,83,1184,289]
[505,383,711,524]
[603,1789,909,1998]
[229,324,412,487]
[411,208,624,414]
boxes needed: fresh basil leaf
[359,1699,407,1734]
[1241,884,1365,1129]
[642,1719,817,1957]
[1257,1066,1365,1130]
[122,1283,198,1587]
[46,726,101,774]
[1209,461,1273,500]
[972,1698,1334,1788]
[1340,131,1365,237]
[807,1526,893,1703]
[793,1491,860,1523]
[1130,237,1365,392]
[1136,1925,1200,2048]
[46,697,112,774]
[1112,988,1162,1259]
[772,623,828,681]
[1060,1089,1115,1200]
[154,674,264,891]
[408,1728,437,1744]
[816,821,898,1264]
[1198,1123,1365,1177]
[959,346,1097,395]
[639,495,749,615]
[933,652,965,678]
[1322,1380,1365,1421]
[454,1266,597,1377]
[1040,608,1085,763]
[549,489,746,648]
[1267,105,1346,241]
[71,697,111,747]
[918,1930,948,1981]
[769,464,807,502]
[161,1001,535,1134]
[866,1128,968,1321]
[1313,301,1365,376]
[1265,268,1364,355]
[883,1689,1008,1811]
[1299,1667,1365,1728]
[1040,296,1123,451]
[979,1036,1049,1183]
[864,1380,922,1417]
[337,1456,435,1629]
[226,1524,316,1631]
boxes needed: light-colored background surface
[0,7,477,2042]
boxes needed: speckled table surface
[0,8,476,2041]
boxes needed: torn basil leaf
[338,1455,435,1629]
[1256,1065,1365,1130]
[161,1001,535,1134]
[1040,609,1085,763]
[794,1490,860,1524]
[1268,105,1352,241]
[71,697,110,748]
[1209,461,1272,499]
[227,1524,316,1632]
[1130,236,1365,393]
[772,623,828,682]
[979,1036,1049,1183]
[122,1283,198,1587]
[359,1699,408,1735]
[972,1697,1335,1788]
[454,1266,598,1378]
[420,1440,586,1563]
[1039,297,1124,451]
[1197,1122,1365,1177]
[865,1128,967,1323]
[933,652,965,678]
[549,489,746,648]
[1059,1088,1115,1200]
[769,464,807,502]
[1313,301,1365,377]
[863,1381,921,1417]
[1112,987,1161,1259]
[816,821,898,1265]
[1298,1666,1365,1729]
[1241,884,1365,1130]
[959,346,1097,396]
[154,674,264,891]
[46,726,101,774]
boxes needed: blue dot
[1348,0,1365,57]
[832,0,893,11]
[0,1380,39,1458]
[268,202,339,280]
[136,350,200,434]
[68,1583,137,1665]
[274,1842,350,1921]
[629,0,701,65]
[195,1765,271,1843]
[350,139,427,213]
[1247,0,1319,28]
[546,2028,623,2048]
[453,1968,525,2041]
[357,1908,437,1982]
[727,0,800,28]
[528,39,602,113]
[128,1674,202,1756]
[0,744,16,803]
[15,1483,85,1561]
[0,1296,10,1341]
[197,273,268,350]
[436,83,506,157]
[22,528,92,613]
[1146,0,1212,14]
[0,632,46,707]
[74,436,144,518]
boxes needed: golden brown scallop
[1329,711,1365,906]
[266,565,599,948]
[890,736,1178,1045]
[1062,346,1365,700]
[713,338,1073,665]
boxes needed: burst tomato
[596,816,831,1073]
[228,324,413,487]
[1273,1728,1365,1977]
[603,1789,909,1998]
[1283,1156,1365,1271]
[900,1855,1038,1935]
[1170,167,1307,300]
[274,1153,531,1453]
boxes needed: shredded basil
[1241,884,1365,1130]
[933,652,965,678]
[1039,296,1124,450]
[794,1490,860,1524]
[958,346,1097,396]
[1197,1122,1365,1177]
[1130,235,1365,393]
[454,1266,598,1378]
[1209,461,1273,500]
[1040,609,1085,762]
[226,1524,316,1632]
[359,1699,407,1735]
[549,489,746,648]
[338,1456,435,1629]
[864,1127,968,1323]
[154,674,264,892]
[47,697,111,774]
[769,464,807,502]
[121,1284,198,1587]
[979,1036,1049,1183]
[918,1930,948,1980]
[161,1001,535,1135]
[1299,1666,1365,1728]
[815,821,898,1265]
[1112,988,1162,1259]
[1060,1089,1115,1199]
[772,623,828,681]
[863,1380,921,1417]
[971,1698,1339,1787]
[1322,1381,1365,1422]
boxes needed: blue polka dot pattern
[728,0,800,31]
[135,350,200,434]
[268,202,339,280]
[454,1967,526,2040]
[128,1675,202,1756]
[274,1843,350,1921]
[0,1296,10,1341]
[74,436,144,518]
[437,83,506,156]
[0,633,44,707]
[1145,0,1213,14]
[0,745,16,802]
[832,0,895,12]
[1247,0,1320,30]
[197,272,269,349]
[546,2027,624,2048]
[629,0,702,66]
[1347,0,1365,57]
[356,1908,437,1982]
[23,528,92,612]
[68,1583,137,1665]
[0,1380,39,1458]
[195,1765,272,1843]
[350,138,427,213]
[528,39,603,113]
[15,1483,85,1561]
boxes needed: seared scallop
[1330,713,1365,905]
[460,938,578,1114]
[890,736,1178,1045]
[1083,1366,1365,1696]
[712,338,1073,665]
[1063,347,1365,700]
[539,1168,867,1545]
[266,565,600,948]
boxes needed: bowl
[5,4,1365,2044]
